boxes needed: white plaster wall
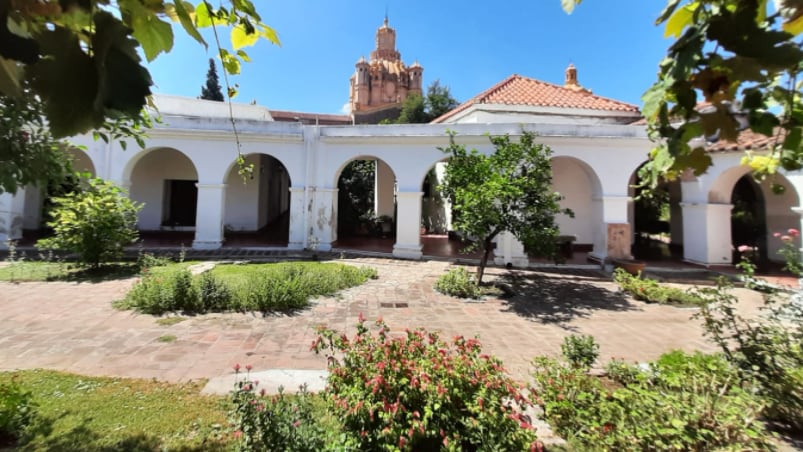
[761,176,800,260]
[129,149,198,230]
[224,154,263,231]
[22,186,43,230]
[552,158,596,244]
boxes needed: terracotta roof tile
[431,74,640,123]
[706,128,782,153]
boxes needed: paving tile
[0,257,771,385]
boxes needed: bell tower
[349,16,424,123]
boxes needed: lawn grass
[0,261,196,283]
[0,369,231,451]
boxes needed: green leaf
[641,79,669,120]
[664,2,697,38]
[783,14,803,35]
[656,0,681,24]
[122,0,175,62]
[231,24,259,50]
[195,1,213,27]
[171,1,207,48]
[260,25,281,46]
[561,0,580,14]
[28,27,101,137]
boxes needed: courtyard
[0,256,763,384]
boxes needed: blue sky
[146,1,672,114]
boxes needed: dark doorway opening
[163,180,198,227]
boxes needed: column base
[287,241,304,250]
[192,240,223,250]
[493,255,529,268]
[393,244,423,260]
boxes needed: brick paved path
[0,258,765,383]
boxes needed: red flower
[789,228,800,237]
[233,363,241,372]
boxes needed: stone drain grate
[380,302,409,308]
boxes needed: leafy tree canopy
[564,0,802,190]
[0,89,72,195]
[0,0,279,138]
[393,80,459,124]
[439,130,572,283]
[200,58,224,101]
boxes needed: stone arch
[707,165,801,264]
[127,147,199,231]
[420,158,450,234]
[333,155,398,244]
[222,153,292,245]
[66,147,96,176]
[628,162,683,260]
[550,156,603,251]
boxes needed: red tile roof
[706,128,782,152]
[431,74,640,123]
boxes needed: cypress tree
[200,58,225,101]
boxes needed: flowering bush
[228,365,328,452]
[435,266,482,299]
[774,228,802,276]
[312,316,540,451]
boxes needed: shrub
[0,379,37,445]
[532,351,771,451]
[312,317,540,451]
[613,268,704,306]
[197,272,232,312]
[122,262,378,315]
[561,334,599,369]
[229,371,327,452]
[603,359,642,386]
[36,178,142,269]
[697,279,803,430]
[435,266,482,299]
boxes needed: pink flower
[233,363,241,372]
[774,232,782,238]
[782,235,792,242]
[245,364,253,371]
[789,228,800,237]
[737,245,752,252]
[233,430,243,439]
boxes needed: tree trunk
[477,236,493,284]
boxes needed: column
[287,187,306,250]
[311,188,337,252]
[493,231,529,267]
[192,183,226,250]
[393,191,423,259]
[681,202,733,265]
[0,189,27,248]
[589,195,632,261]
[375,160,395,218]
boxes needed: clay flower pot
[612,258,646,276]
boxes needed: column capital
[315,187,338,194]
[792,207,803,217]
[289,186,305,193]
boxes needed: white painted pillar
[0,189,27,248]
[493,231,529,267]
[287,187,306,249]
[393,191,423,259]
[312,188,337,252]
[375,160,395,219]
[192,183,226,250]
[590,195,632,261]
[681,202,733,265]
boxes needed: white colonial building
[1,20,800,268]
